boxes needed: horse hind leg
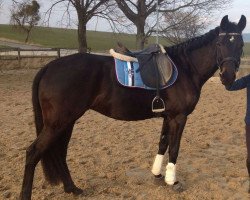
[20,137,43,200]
[41,123,83,195]
[39,122,83,195]
[20,123,82,200]
[20,126,64,200]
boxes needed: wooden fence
[0,48,78,68]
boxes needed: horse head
[217,15,246,86]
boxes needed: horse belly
[91,91,155,121]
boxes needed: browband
[219,33,241,36]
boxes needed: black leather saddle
[115,43,173,88]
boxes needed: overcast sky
[0,0,249,33]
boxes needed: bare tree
[110,0,231,49]
[10,0,40,43]
[162,11,208,44]
[45,0,111,53]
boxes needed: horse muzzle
[219,69,236,86]
[219,63,238,86]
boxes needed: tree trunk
[135,20,146,50]
[77,9,88,53]
[78,21,88,53]
[25,28,32,43]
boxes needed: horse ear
[238,15,246,32]
[220,15,229,30]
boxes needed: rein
[216,32,242,72]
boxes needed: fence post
[17,48,21,68]
[57,48,60,58]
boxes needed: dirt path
[0,69,249,200]
[0,38,44,49]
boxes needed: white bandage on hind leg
[151,154,164,175]
[165,163,176,185]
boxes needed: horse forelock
[220,21,242,33]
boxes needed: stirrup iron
[152,96,165,113]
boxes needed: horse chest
[166,87,199,115]
[183,93,200,112]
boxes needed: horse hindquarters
[20,63,90,199]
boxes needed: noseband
[217,32,242,72]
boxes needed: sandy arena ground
[0,68,249,200]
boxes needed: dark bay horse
[20,15,246,199]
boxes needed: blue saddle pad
[114,58,178,90]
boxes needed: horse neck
[185,39,218,88]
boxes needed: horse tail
[32,65,48,135]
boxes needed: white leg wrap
[165,163,176,185]
[151,154,164,175]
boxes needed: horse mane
[166,20,241,57]
[166,27,220,56]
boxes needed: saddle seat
[115,42,163,57]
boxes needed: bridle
[216,32,242,72]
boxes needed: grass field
[0,24,168,51]
[244,43,250,56]
[0,24,249,55]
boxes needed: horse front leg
[165,114,187,191]
[152,117,170,184]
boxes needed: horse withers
[20,15,246,199]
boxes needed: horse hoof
[73,187,84,195]
[153,174,165,186]
[64,186,84,195]
[171,181,184,193]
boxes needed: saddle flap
[137,53,173,88]
[156,54,173,85]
